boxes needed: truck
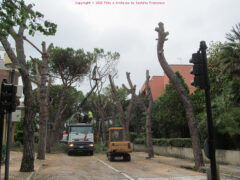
[62,123,94,155]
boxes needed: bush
[14,131,39,144]
[130,132,145,142]
[134,137,145,144]
[50,143,68,153]
[94,143,108,154]
[34,132,39,143]
[11,141,23,151]
[14,130,23,144]
[152,138,192,148]
[134,138,192,148]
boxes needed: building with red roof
[141,65,195,100]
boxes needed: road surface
[33,152,207,180]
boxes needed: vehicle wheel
[107,153,114,161]
[89,151,94,156]
[127,154,131,161]
[124,154,131,161]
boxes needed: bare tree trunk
[51,88,66,147]
[0,37,36,172]
[23,38,53,160]
[20,72,35,172]
[93,98,107,144]
[97,118,101,144]
[145,70,154,158]
[108,73,136,141]
[37,42,50,160]
[139,70,154,158]
[155,22,204,170]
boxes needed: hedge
[134,138,192,148]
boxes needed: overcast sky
[21,0,240,94]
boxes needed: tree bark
[47,87,66,152]
[19,71,35,172]
[24,39,53,160]
[155,22,204,170]
[93,97,107,144]
[37,42,49,160]
[108,73,136,140]
[0,36,35,172]
[144,70,154,158]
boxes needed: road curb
[26,164,43,180]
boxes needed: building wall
[141,64,195,100]
[164,65,195,93]
[134,144,240,166]
[149,76,165,100]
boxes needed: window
[70,126,92,134]
[111,129,123,142]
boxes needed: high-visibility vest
[89,111,93,118]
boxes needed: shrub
[134,138,192,148]
[34,132,39,143]
[153,138,192,147]
[14,130,23,144]
[134,137,145,144]
[50,143,68,153]
[94,143,108,154]
[11,141,23,151]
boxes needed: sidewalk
[0,151,44,180]
[133,152,240,180]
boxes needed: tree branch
[23,36,42,54]
[10,27,18,39]
[29,76,40,86]
[0,37,18,63]
[47,43,54,53]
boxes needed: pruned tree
[155,22,204,170]
[78,48,119,110]
[47,47,93,151]
[24,37,53,160]
[139,70,154,158]
[89,49,120,144]
[109,72,136,140]
[0,0,57,171]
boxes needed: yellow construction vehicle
[107,127,132,161]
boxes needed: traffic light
[0,80,17,113]
[189,51,206,89]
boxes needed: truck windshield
[111,129,123,142]
[70,126,92,134]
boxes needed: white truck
[62,123,94,155]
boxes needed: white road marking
[97,158,135,180]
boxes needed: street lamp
[3,62,21,180]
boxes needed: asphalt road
[33,152,207,180]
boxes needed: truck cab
[66,123,94,155]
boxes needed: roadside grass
[94,143,108,154]
[49,143,68,154]
[10,141,23,152]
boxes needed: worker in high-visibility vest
[88,111,93,122]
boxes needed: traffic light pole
[4,69,15,180]
[0,104,4,178]
[200,41,217,180]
